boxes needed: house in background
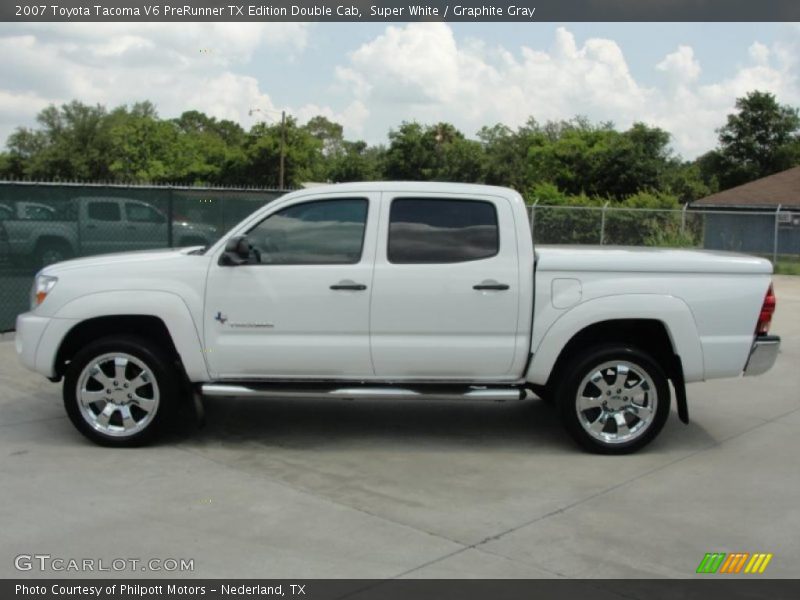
[691,166,800,257]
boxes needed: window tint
[247,198,368,265]
[388,198,499,263]
[87,201,121,222]
[126,202,164,223]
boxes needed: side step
[201,383,524,402]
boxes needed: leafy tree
[328,141,384,182]
[478,121,543,191]
[236,116,322,188]
[711,91,800,188]
[527,120,673,200]
[6,101,113,180]
[384,121,484,182]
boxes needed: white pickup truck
[15,182,780,453]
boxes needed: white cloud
[335,24,799,158]
[656,45,701,83]
[748,42,770,65]
[293,101,370,137]
[0,22,328,148]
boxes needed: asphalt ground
[0,276,798,579]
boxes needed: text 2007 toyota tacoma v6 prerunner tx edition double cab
[15,183,781,453]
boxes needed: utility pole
[279,110,286,190]
[249,107,288,189]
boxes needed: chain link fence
[1,182,798,332]
[529,203,800,259]
[0,181,287,331]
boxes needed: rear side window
[87,201,121,222]
[388,198,499,264]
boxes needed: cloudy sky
[1,21,798,159]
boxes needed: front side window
[388,198,499,264]
[87,201,121,222]
[246,198,368,265]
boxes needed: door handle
[473,281,509,291]
[330,281,367,291]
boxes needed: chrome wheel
[575,360,657,445]
[76,352,160,438]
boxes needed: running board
[201,383,524,402]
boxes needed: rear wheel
[555,344,670,454]
[63,336,181,446]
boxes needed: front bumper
[743,335,781,376]
[15,312,77,378]
[15,312,51,373]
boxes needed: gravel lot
[1,276,798,579]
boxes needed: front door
[204,194,377,379]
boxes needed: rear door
[370,194,521,380]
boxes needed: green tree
[478,120,543,191]
[328,141,384,182]
[6,101,113,180]
[236,116,322,188]
[384,121,484,182]
[712,90,800,188]
[527,119,673,199]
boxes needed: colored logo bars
[696,552,773,574]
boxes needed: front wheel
[555,345,671,454]
[63,336,181,446]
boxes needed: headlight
[30,274,58,309]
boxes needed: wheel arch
[35,234,75,254]
[47,291,209,382]
[526,294,704,388]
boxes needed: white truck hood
[41,247,204,276]
[535,245,773,275]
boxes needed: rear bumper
[743,335,780,377]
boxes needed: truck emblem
[214,311,228,324]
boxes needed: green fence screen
[0,181,287,331]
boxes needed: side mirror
[219,235,259,266]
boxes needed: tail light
[756,283,776,335]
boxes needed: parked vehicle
[0,197,218,267]
[15,183,780,453]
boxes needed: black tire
[35,239,72,268]
[555,344,671,454]
[63,335,181,447]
